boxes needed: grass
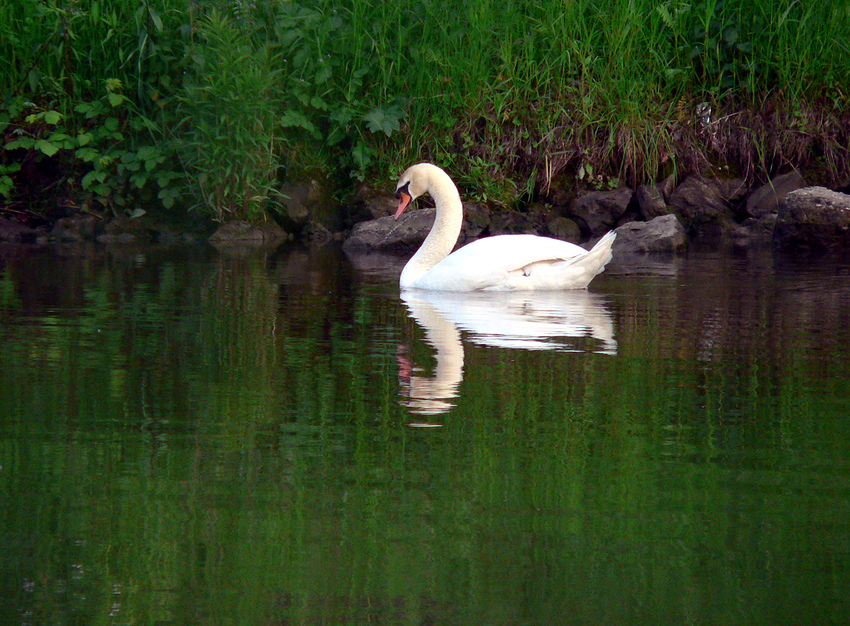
[1,0,848,221]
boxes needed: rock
[658,174,677,201]
[710,177,749,205]
[488,210,538,235]
[352,188,397,222]
[277,176,336,228]
[303,221,333,244]
[544,216,582,243]
[635,184,668,221]
[773,186,850,252]
[746,171,805,219]
[96,216,155,244]
[732,215,777,244]
[0,218,38,242]
[208,220,287,245]
[569,187,633,235]
[613,215,687,254]
[343,206,491,252]
[343,209,437,251]
[668,175,735,238]
[51,215,99,242]
[462,202,490,238]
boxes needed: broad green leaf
[0,175,15,198]
[35,139,59,156]
[44,110,62,125]
[158,187,179,208]
[48,133,74,149]
[76,147,100,161]
[82,170,99,188]
[157,173,180,187]
[280,110,318,136]
[137,146,158,160]
[28,68,40,92]
[5,137,35,150]
[363,106,403,137]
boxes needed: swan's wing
[418,234,599,291]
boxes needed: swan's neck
[400,169,463,289]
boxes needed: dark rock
[635,184,668,221]
[773,186,850,252]
[303,221,333,244]
[658,174,677,202]
[544,216,582,243]
[488,210,538,235]
[613,215,687,254]
[668,175,735,238]
[746,171,805,219]
[710,177,749,205]
[352,188,397,222]
[51,215,99,242]
[569,187,633,235]
[157,225,199,244]
[0,218,38,242]
[463,202,490,238]
[277,176,336,228]
[343,207,486,252]
[96,216,156,244]
[732,215,777,244]
[343,209,437,252]
[208,220,287,245]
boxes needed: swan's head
[394,163,435,220]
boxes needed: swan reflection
[399,290,617,416]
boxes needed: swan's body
[394,163,616,291]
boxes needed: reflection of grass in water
[0,269,20,311]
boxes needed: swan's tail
[564,230,617,288]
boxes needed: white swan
[394,163,616,291]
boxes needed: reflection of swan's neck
[400,296,464,415]
[400,169,463,289]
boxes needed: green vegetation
[1,0,848,223]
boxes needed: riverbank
[3,170,849,260]
[2,1,849,235]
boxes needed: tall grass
[1,0,848,220]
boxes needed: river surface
[1,241,848,625]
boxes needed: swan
[394,163,616,291]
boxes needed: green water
[1,243,848,625]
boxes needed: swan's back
[411,232,616,292]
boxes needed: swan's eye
[395,181,410,199]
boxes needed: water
[1,242,848,625]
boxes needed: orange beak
[394,191,411,220]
